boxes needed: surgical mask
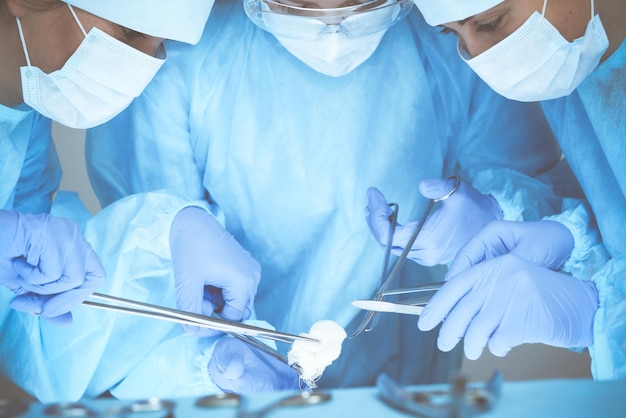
[461,0,608,102]
[276,31,387,76]
[17,4,165,129]
[244,0,412,77]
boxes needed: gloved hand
[170,207,261,337]
[447,220,575,278]
[365,178,502,266]
[0,209,106,326]
[209,336,300,393]
[418,253,598,360]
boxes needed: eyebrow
[458,16,473,26]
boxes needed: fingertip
[222,355,245,380]
[417,314,437,331]
[437,335,460,352]
[9,293,42,314]
[42,312,73,327]
[488,334,513,358]
[464,346,483,361]
[219,303,246,322]
[418,178,447,199]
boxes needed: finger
[418,177,459,200]
[463,278,515,360]
[487,329,515,358]
[463,312,502,361]
[209,337,249,392]
[9,292,44,314]
[365,188,393,244]
[82,250,107,290]
[390,220,420,252]
[436,288,486,353]
[446,238,490,278]
[418,272,477,331]
[182,298,222,338]
[41,312,73,327]
[37,285,96,317]
[446,222,513,278]
[220,282,255,322]
[13,265,83,294]
[485,308,522,358]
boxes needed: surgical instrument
[237,391,332,418]
[351,299,425,315]
[82,293,318,344]
[196,392,243,408]
[377,370,502,418]
[350,176,460,338]
[43,398,175,417]
[351,280,445,315]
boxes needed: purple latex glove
[0,210,106,326]
[170,207,261,337]
[418,254,598,360]
[365,178,502,266]
[447,220,575,278]
[209,336,300,393]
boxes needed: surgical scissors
[82,293,318,344]
[349,176,460,338]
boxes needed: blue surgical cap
[61,0,215,45]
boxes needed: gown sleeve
[13,114,62,214]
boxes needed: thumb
[365,187,393,244]
[418,177,458,200]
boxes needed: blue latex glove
[418,254,598,360]
[170,207,261,337]
[365,178,502,266]
[0,210,106,326]
[446,220,575,278]
[209,336,300,393]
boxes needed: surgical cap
[413,0,504,26]
[61,0,215,45]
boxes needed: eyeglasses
[244,0,414,40]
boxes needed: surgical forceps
[349,176,460,338]
[83,293,317,344]
[82,293,314,377]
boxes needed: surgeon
[86,0,577,392]
[0,0,214,325]
[0,0,251,402]
[391,0,626,380]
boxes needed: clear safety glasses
[244,0,414,40]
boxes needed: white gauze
[287,320,347,389]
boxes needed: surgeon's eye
[439,26,455,35]
[476,16,501,32]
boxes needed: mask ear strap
[541,0,548,16]
[67,4,88,37]
[15,17,32,67]
[590,0,595,18]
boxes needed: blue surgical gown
[0,100,224,403]
[0,190,230,402]
[0,104,61,213]
[541,38,626,380]
[86,1,574,388]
